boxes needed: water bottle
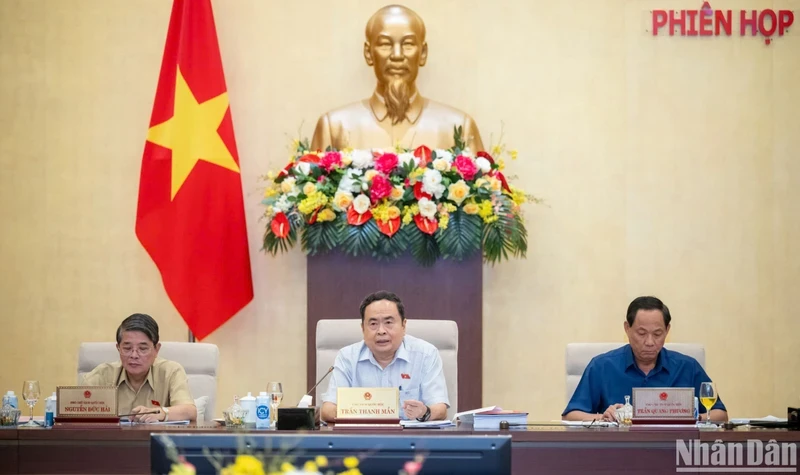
[240,392,257,425]
[255,392,270,429]
[4,391,18,409]
[44,392,57,428]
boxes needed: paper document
[730,415,788,424]
[451,406,498,424]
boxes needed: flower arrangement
[260,127,534,266]
[169,453,424,475]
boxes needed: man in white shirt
[320,290,450,423]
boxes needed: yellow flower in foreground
[302,461,318,472]
[509,149,518,160]
[491,144,503,156]
[263,187,278,199]
[280,462,296,473]
[343,456,360,469]
[314,456,328,467]
[168,462,196,475]
[333,190,354,211]
[478,200,499,224]
[497,159,506,171]
[266,170,276,180]
[220,455,265,475]
[438,213,450,230]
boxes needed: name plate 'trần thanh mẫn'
[336,387,399,420]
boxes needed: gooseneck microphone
[307,366,335,396]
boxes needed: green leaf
[341,219,380,257]
[481,196,526,265]
[406,224,440,267]
[373,225,410,261]
[436,208,481,260]
[301,215,345,256]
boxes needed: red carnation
[374,153,399,174]
[453,155,478,181]
[370,174,393,203]
[319,151,342,171]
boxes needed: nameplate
[632,387,694,420]
[336,387,399,420]
[56,386,118,419]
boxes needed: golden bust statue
[311,4,484,153]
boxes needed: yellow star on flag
[146,67,240,200]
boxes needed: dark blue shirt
[563,345,726,416]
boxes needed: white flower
[476,157,491,173]
[294,161,311,176]
[422,169,445,199]
[432,158,451,172]
[337,169,363,194]
[434,149,453,163]
[350,149,374,169]
[399,152,418,168]
[273,195,292,213]
[352,194,371,214]
[418,198,437,219]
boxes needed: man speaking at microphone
[320,291,450,423]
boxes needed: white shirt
[322,334,450,419]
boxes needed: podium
[306,252,483,412]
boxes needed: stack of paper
[400,420,456,428]
[472,408,528,430]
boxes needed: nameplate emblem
[632,387,694,420]
[56,386,118,419]
[336,387,399,419]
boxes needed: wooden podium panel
[307,252,482,412]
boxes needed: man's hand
[131,405,164,423]
[402,400,427,420]
[601,404,624,422]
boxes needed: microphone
[308,366,335,396]
[297,366,334,408]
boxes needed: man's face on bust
[624,309,670,365]
[117,330,160,379]
[362,299,407,361]
[364,8,428,123]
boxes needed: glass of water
[267,382,283,427]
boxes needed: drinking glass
[22,381,41,427]
[267,382,283,427]
[699,382,717,426]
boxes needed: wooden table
[3,423,798,474]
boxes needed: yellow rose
[316,208,336,222]
[280,177,296,194]
[447,180,470,205]
[387,206,401,220]
[341,152,353,166]
[464,202,480,215]
[390,185,404,201]
[364,169,379,182]
[302,182,317,195]
[343,456,360,469]
[432,158,450,172]
[333,190,354,211]
[487,176,502,192]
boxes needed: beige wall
[1,0,797,419]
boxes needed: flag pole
[188,330,196,343]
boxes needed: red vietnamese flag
[136,0,253,340]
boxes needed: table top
[5,421,799,444]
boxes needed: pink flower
[370,174,393,203]
[319,151,342,171]
[453,155,478,181]
[403,461,423,475]
[374,153,399,174]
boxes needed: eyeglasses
[119,346,153,357]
